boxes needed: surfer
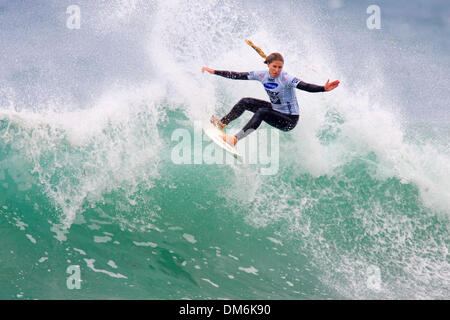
[201,52,339,146]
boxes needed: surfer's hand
[324,79,340,91]
[201,67,215,74]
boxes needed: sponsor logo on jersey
[264,82,279,90]
[266,90,281,104]
[291,77,300,85]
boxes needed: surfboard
[203,122,244,162]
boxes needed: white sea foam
[238,266,259,276]
[26,234,36,244]
[183,233,197,244]
[84,259,127,279]
[133,241,158,248]
[0,83,165,228]
[94,236,112,243]
[201,278,219,288]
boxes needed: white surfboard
[203,122,244,162]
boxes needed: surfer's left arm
[296,79,340,92]
[201,67,249,80]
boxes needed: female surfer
[201,52,340,146]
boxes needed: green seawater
[0,110,449,300]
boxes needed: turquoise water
[1,109,448,299]
[1,0,449,299]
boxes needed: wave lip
[1,84,165,228]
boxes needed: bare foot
[222,135,237,147]
[210,116,225,129]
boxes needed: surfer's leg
[263,111,299,132]
[220,98,271,126]
[234,108,299,141]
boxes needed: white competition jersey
[248,70,301,115]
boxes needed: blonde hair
[245,40,284,65]
[245,39,267,58]
[245,40,284,64]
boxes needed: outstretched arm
[296,81,325,92]
[296,79,340,92]
[201,67,249,80]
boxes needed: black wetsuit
[214,70,325,141]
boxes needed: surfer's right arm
[201,67,249,80]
